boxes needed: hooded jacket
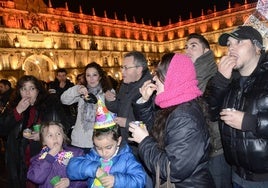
[67,144,146,188]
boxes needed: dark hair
[42,80,49,90]
[8,75,48,108]
[93,125,121,142]
[152,52,178,149]
[56,68,67,74]
[187,33,210,49]
[40,121,70,145]
[76,73,85,85]
[0,79,11,88]
[124,51,148,73]
[84,62,113,92]
[155,53,174,83]
[107,75,119,91]
[76,73,85,80]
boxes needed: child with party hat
[66,98,146,188]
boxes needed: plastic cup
[48,89,56,94]
[23,128,32,138]
[33,124,41,132]
[50,176,61,186]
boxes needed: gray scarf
[82,84,102,131]
[194,50,217,92]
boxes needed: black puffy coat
[205,53,268,181]
[133,100,214,187]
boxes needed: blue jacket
[27,145,87,188]
[67,144,146,188]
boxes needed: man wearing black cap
[205,25,268,187]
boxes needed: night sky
[44,0,258,26]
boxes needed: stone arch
[22,54,56,82]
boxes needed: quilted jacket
[205,53,268,181]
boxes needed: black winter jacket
[105,70,152,156]
[133,100,214,187]
[205,53,268,181]
[1,94,70,188]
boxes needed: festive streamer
[243,0,268,40]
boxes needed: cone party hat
[94,99,116,129]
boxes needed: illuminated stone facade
[0,0,261,85]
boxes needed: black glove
[83,93,98,104]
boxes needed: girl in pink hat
[129,53,215,187]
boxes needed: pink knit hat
[155,54,202,108]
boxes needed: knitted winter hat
[94,99,116,129]
[155,54,202,108]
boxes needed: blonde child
[27,121,87,188]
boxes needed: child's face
[42,125,64,149]
[94,135,121,160]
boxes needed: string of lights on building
[0,0,264,86]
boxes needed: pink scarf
[155,54,202,108]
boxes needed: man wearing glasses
[105,51,153,187]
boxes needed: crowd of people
[0,25,268,188]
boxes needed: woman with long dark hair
[1,75,69,188]
[129,53,215,187]
[61,62,114,153]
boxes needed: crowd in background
[0,25,268,188]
